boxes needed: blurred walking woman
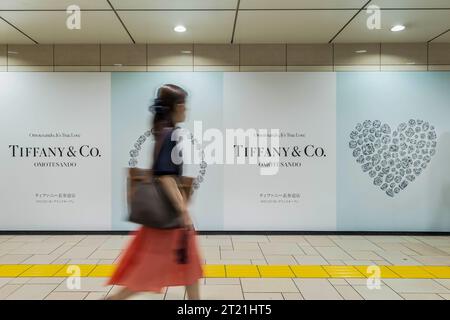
[106,84,203,300]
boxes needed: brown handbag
[127,129,194,229]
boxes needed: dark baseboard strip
[0,230,448,236]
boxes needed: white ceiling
[335,9,450,42]
[234,10,357,43]
[0,0,449,44]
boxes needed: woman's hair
[150,84,188,136]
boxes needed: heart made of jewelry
[349,119,437,197]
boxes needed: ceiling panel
[119,11,235,43]
[110,0,237,10]
[0,0,110,10]
[432,29,450,42]
[240,0,367,9]
[0,18,34,43]
[335,9,450,42]
[234,10,357,43]
[0,11,131,44]
[367,0,450,8]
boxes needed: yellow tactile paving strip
[0,264,449,279]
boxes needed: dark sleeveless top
[152,127,183,176]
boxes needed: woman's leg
[186,281,200,300]
[106,287,136,300]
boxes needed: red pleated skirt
[106,226,203,293]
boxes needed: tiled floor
[0,234,449,300]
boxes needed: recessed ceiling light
[113,63,122,67]
[8,51,18,54]
[174,25,186,33]
[181,50,192,54]
[391,25,405,32]
[355,50,367,54]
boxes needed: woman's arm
[158,175,192,227]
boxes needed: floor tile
[7,277,31,284]
[345,278,371,286]
[232,242,260,251]
[241,278,298,293]
[0,278,10,288]
[402,243,448,256]
[221,250,264,260]
[439,293,450,300]
[13,243,62,255]
[21,255,60,264]
[333,285,363,300]
[27,277,65,284]
[293,255,328,265]
[259,243,304,255]
[6,284,57,300]
[45,292,88,300]
[244,292,283,300]
[200,247,220,260]
[435,279,450,290]
[54,277,110,292]
[316,247,353,260]
[344,260,374,266]
[89,250,121,260]
[0,255,32,264]
[265,255,297,265]
[59,246,98,259]
[98,259,116,265]
[205,278,240,285]
[328,279,347,285]
[251,259,267,265]
[293,279,343,300]
[299,246,319,255]
[304,236,336,247]
[231,235,269,243]
[84,292,107,300]
[326,260,346,265]
[347,251,383,260]
[128,292,165,300]
[206,259,253,265]
[376,252,423,266]
[200,238,232,247]
[0,284,21,300]
[401,293,444,300]
[412,256,450,266]
[282,292,304,300]
[200,284,243,300]
[353,284,403,300]
[382,279,449,294]
[268,236,307,243]
[333,239,382,251]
